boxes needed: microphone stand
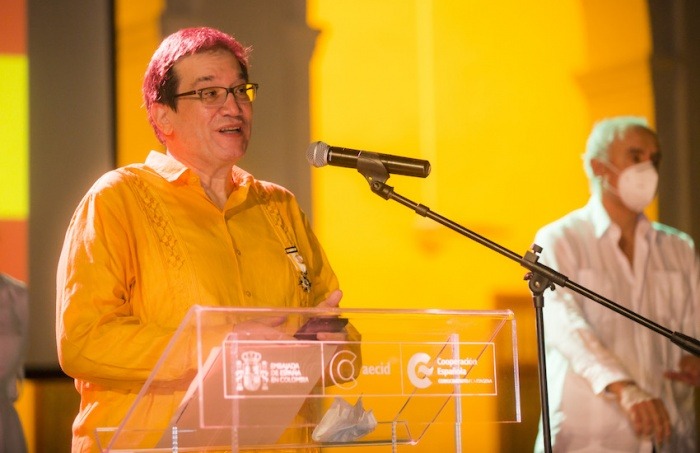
[354,155,700,453]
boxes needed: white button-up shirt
[533,196,699,453]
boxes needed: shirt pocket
[648,270,687,330]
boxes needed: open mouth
[219,126,241,134]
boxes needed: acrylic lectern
[96,305,520,452]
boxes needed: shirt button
[245,291,252,297]
[235,249,242,255]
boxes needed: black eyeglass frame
[174,83,259,105]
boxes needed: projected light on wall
[0,0,28,282]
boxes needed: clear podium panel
[97,306,520,452]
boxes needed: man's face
[161,49,253,169]
[601,127,660,189]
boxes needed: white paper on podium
[158,340,335,450]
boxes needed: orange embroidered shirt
[56,151,338,452]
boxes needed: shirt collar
[144,151,190,182]
[586,195,653,241]
[143,151,254,190]
[587,195,613,239]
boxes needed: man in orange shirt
[57,27,345,453]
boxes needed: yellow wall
[115,0,165,166]
[0,55,29,220]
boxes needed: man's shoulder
[651,221,695,249]
[536,206,592,237]
[0,273,28,304]
[74,165,160,210]
[251,178,295,203]
[94,159,169,185]
[0,273,26,291]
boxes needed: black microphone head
[306,141,330,167]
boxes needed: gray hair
[582,116,651,191]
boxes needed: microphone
[306,141,431,178]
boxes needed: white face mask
[604,160,659,212]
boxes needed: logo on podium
[235,350,270,392]
[407,352,434,389]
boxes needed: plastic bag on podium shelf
[312,397,377,442]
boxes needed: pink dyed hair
[142,27,251,143]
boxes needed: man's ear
[590,158,606,178]
[152,103,174,138]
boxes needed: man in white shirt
[0,272,28,453]
[533,116,700,452]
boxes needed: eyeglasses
[174,83,259,106]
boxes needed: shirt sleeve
[535,226,633,395]
[56,178,188,386]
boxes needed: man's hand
[607,381,671,445]
[316,289,343,309]
[310,289,362,383]
[313,290,344,341]
[664,354,700,387]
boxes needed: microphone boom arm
[363,177,700,355]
